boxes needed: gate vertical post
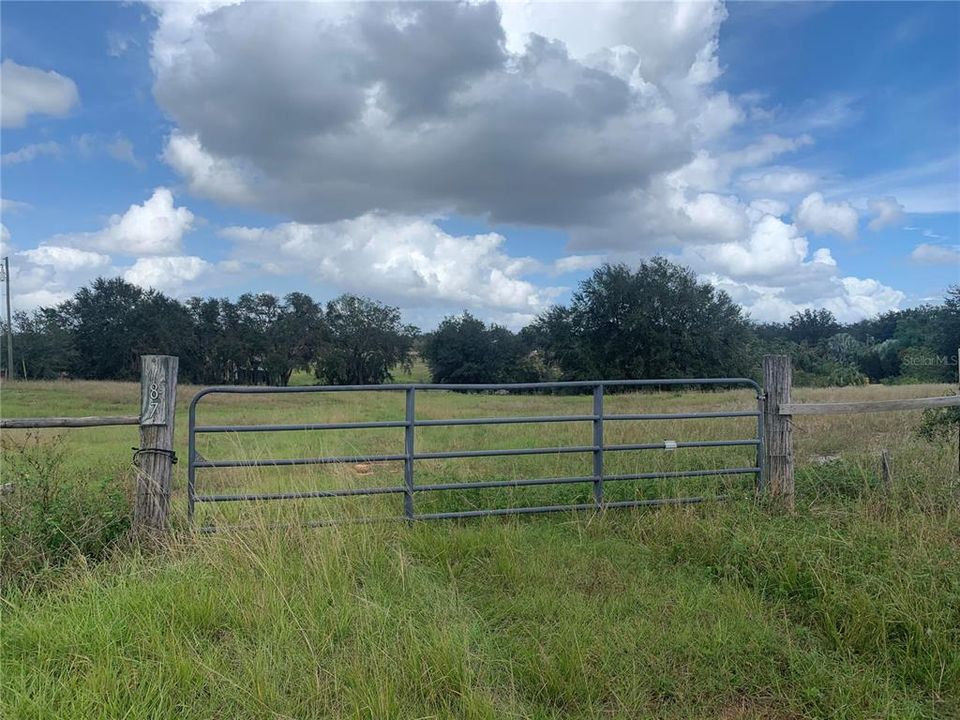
[404,387,416,520]
[592,384,604,508]
[762,355,794,511]
[135,355,179,535]
[755,388,765,495]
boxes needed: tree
[7,308,75,379]
[423,312,532,383]
[315,295,417,385]
[787,309,840,345]
[532,259,752,380]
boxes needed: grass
[1,377,958,718]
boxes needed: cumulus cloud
[867,196,905,231]
[910,243,960,265]
[1,141,62,166]
[123,256,210,294]
[0,59,79,127]
[162,132,256,204]
[21,245,111,272]
[55,187,195,255]
[5,189,202,310]
[219,214,559,319]
[795,192,859,240]
[150,1,737,239]
[677,209,901,322]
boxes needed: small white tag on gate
[663,440,678,450]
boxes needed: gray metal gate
[187,378,763,528]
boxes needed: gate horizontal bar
[195,467,757,503]
[415,414,597,427]
[415,475,594,492]
[195,485,407,503]
[416,495,721,520]
[605,410,760,421]
[189,377,761,401]
[415,445,596,460]
[197,495,725,531]
[194,453,406,468]
[605,439,759,451]
[604,467,759,482]
[195,420,407,433]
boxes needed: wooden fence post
[763,355,795,511]
[134,355,178,535]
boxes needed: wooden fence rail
[762,353,959,511]
[0,355,178,535]
[1,415,139,429]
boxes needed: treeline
[3,259,958,387]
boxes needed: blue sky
[1,1,957,330]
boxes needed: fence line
[0,355,178,535]
[762,353,959,512]
[779,395,960,416]
[0,415,139,429]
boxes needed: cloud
[151,1,734,240]
[106,135,144,169]
[676,209,901,322]
[219,213,559,318]
[795,192,859,240]
[867,196,905,231]
[910,243,960,265]
[123,256,210,294]
[1,198,32,213]
[552,254,606,274]
[739,168,818,195]
[1,141,62,166]
[55,187,195,255]
[21,245,111,272]
[0,59,79,127]
[162,132,256,204]
[749,198,790,217]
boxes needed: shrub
[1,434,131,587]
[916,402,960,444]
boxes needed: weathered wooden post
[134,355,178,535]
[762,355,795,511]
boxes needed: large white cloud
[123,256,210,294]
[795,192,859,240]
[150,0,732,240]
[0,60,79,128]
[219,214,560,321]
[54,187,195,255]
[21,245,111,272]
[678,210,902,322]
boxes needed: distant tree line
[2,259,957,387]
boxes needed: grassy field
[1,377,958,718]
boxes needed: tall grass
[1,379,958,718]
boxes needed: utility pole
[1,256,13,380]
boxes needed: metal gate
[187,378,763,528]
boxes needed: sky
[1,0,958,331]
